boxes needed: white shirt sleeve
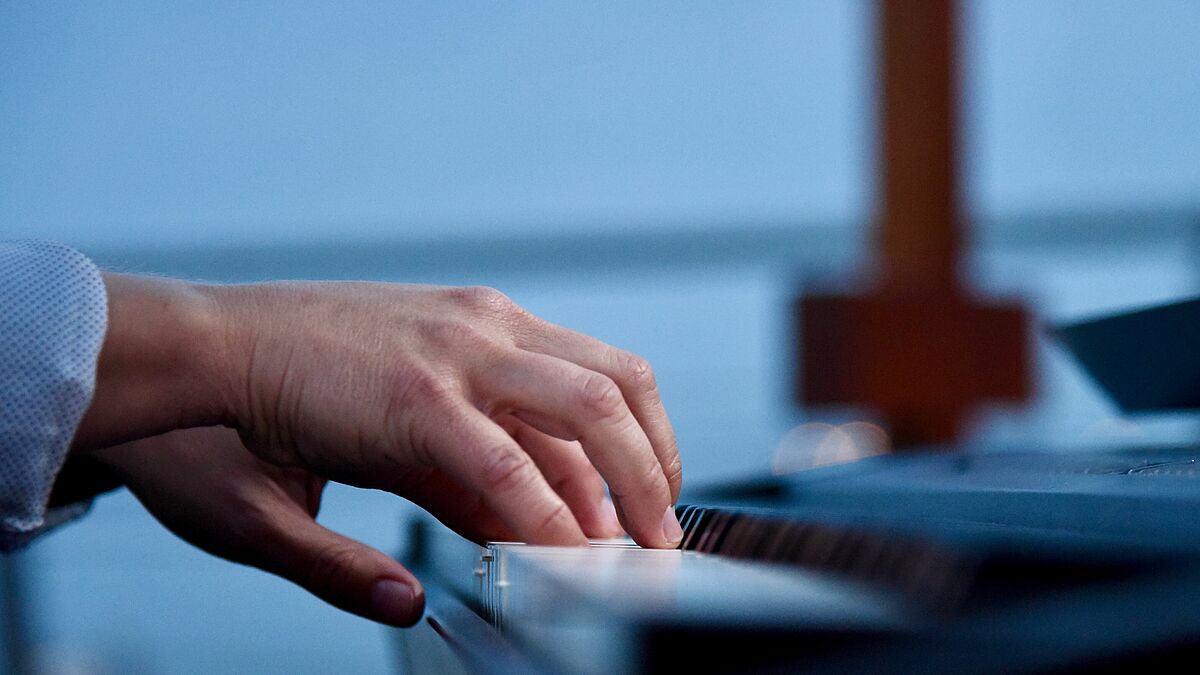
[0,241,108,550]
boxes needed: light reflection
[1082,417,1144,439]
[772,421,891,475]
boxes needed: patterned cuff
[0,241,108,550]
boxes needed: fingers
[475,351,680,549]
[496,415,623,539]
[390,467,517,543]
[256,504,425,627]
[425,405,589,546]
[518,323,683,504]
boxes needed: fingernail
[662,505,683,547]
[370,579,417,626]
[599,497,622,537]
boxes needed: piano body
[392,444,1200,674]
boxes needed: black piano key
[680,507,708,550]
[672,504,976,612]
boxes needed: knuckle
[641,455,668,492]
[450,285,515,314]
[479,444,533,492]
[305,542,364,596]
[663,456,684,490]
[617,351,657,392]
[609,455,670,503]
[536,500,574,535]
[575,373,626,421]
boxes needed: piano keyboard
[393,446,1200,674]
[409,517,921,675]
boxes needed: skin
[73,274,684,627]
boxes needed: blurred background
[2,1,1199,672]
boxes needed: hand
[78,277,683,551]
[96,427,425,626]
[217,282,681,548]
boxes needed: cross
[795,0,1031,447]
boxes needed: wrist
[74,274,234,451]
[199,282,281,439]
[201,281,325,466]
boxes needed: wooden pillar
[879,0,960,293]
[796,0,1031,448]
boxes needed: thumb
[255,510,425,627]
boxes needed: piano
[390,443,1200,674]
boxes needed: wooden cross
[796,0,1031,447]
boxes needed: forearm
[72,273,235,453]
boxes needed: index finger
[518,323,683,503]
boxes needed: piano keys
[392,445,1200,673]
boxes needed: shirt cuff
[0,241,108,550]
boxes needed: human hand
[79,277,682,553]
[215,282,681,548]
[96,427,426,626]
